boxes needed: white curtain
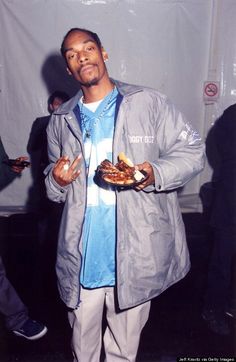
[0,0,235,212]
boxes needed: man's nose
[77,51,88,63]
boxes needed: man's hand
[135,161,155,190]
[52,155,81,187]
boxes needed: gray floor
[0,212,235,361]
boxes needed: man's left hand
[135,161,155,190]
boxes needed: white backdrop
[0,0,235,211]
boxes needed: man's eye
[67,53,74,60]
[86,46,94,51]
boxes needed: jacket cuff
[150,162,164,192]
[45,167,70,202]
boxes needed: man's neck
[81,80,114,104]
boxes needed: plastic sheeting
[0,0,235,211]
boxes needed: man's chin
[80,78,99,87]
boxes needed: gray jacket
[45,80,205,310]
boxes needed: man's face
[50,97,64,112]
[63,30,108,87]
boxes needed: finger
[66,155,82,182]
[71,170,81,182]
[136,180,148,190]
[18,156,29,161]
[135,163,144,171]
[62,162,70,172]
[57,155,69,164]
[12,166,24,173]
[134,173,153,190]
[70,154,82,171]
[55,156,66,165]
[56,156,70,172]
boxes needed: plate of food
[97,153,148,187]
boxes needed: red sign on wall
[203,81,220,102]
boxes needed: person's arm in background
[0,137,29,191]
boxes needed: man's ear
[67,67,72,75]
[102,48,109,62]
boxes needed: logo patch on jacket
[128,135,154,143]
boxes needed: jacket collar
[53,79,144,116]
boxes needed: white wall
[0,0,235,211]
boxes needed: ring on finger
[63,163,69,171]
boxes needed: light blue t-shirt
[79,88,118,288]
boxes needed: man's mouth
[79,64,96,75]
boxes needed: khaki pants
[68,286,151,362]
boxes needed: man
[27,90,70,180]
[27,90,70,215]
[0,137,47,340]
[202,104,236,335]
[45,28,205,361]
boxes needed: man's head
[48,91,70,113]
[60,28,109,88]
[61,28,102,56]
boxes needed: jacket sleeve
[44,116,70,203]
[151,98,205,192]
[0,137,18,191]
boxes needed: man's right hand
[52,155,81,187]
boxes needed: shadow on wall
[41,52,79,97]
[199,121,219,221]
[26,52,79,213]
